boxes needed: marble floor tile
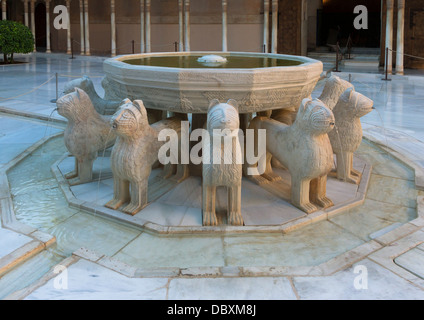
[293,259,424,300]
[394,248,424,280]
[168,277,297,300]
[25,259,168,300]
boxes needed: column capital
[397,0,405,9]
[386,0,393,9]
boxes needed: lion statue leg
[65,157,79,179]
[228,185,243,226]
[203,185,218,226]
[310,175,334,209]
[261,151,282,182]
[105,178,130,210]
[336,151,360,184]
[122,180,148,216]
[68,155,95,186]
[291,177,318,214]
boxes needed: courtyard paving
[0,53,424,300]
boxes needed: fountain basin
[102,52,323,114]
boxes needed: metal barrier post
[334,42,341,72]
[50,73,59,103]
[382,47,392,81]
[70,38,75,59]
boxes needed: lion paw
[122,203,144,216]
[296,202,318,214]
[248,175,270,186]
[313,196,334,209]
[105,198,125,210]
[203,212,218,226]
[228,212,244,226]
[65,170,78,179]
[262,172,282,183]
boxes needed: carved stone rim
[104,51,322,72]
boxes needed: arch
[35,1,47,50]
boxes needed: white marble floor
[1,53,424,300]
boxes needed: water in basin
[122,55,303,69]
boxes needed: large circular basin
[103,52,323,114]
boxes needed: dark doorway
[317,0,381,48]
[35,2,46,51]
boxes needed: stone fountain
[57,51,373,231]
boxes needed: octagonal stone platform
[52,152,372,234]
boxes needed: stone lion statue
[63,75,122,116]
[318,75,353,110]
[56,88,117,186]
[248,98,335,214]
[202,99,244,226]
[105,99,188,216]
[328,87,374,184]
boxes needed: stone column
[1,0,6,20]
[111,0,116,56]
[145,0,151,53]
[222,0,227,52]
[385,0,394,74]
[263,0,269,53]
[396,0,405,75]
[271,0,278,53]
[178,0,184,51]
[23,0,29,27]
[301,0,308,56]
[140,0,145,53]
[65,0,72,54]
[184,0,190,51]
[46,0,51,53]
[79,0,85,54]
[30,0,36,51]
[84,0,91,55]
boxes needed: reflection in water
[123,55,303,69]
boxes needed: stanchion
[175,41,178,52]
[382,47,392,81]
[70,38,75,60]
[132,40,135,54]
[50,73,59,103]
[334,42,341,73]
